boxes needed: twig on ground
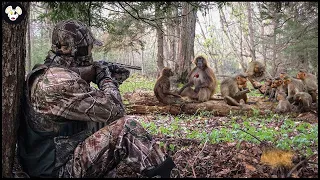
[286,154,318,178]
[191,139,208,178]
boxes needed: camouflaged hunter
[17,20,175,178]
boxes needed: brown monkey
[279,71,288,80]
[220,73,250,106]
[270,77,286,102]
[178,56,217,102]
[282,75,307,103]
[154,67,183,105]
[292,92,313,113]
[296,69,318,103]
[245,60,266,89]
[274,91,292,113]
[259,77,275,101]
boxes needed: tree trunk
[141,47,145,75]
[155,3,164,76]
[246,2,256,62]
[271,3,280,76]
[174,2,181,72]
[2,2,30,177]
[177,2,197,83]
[26,11,31,72]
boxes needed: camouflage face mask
[49,19,103,67]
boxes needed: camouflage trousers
[56,115,166,178]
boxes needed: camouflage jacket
[18,64,125,177]
[30,66,125,127]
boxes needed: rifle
[98,60,142,71]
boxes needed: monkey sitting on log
[220,73,250,106]
[274,91,292,113]
[154,67,183,105]
[282,75,307,103]
[292,92,313,113]
[296,69,318,103]
[245,60,266,89]
[178,56,217,102]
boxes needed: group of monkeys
[154,55,318,114]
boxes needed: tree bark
[246,2,256,62]
[2,2,30,177]
[174,2,181,72]
[271,3,280,76]
[155,3,164,76]
[177,2,197,83]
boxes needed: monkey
[178,56,217,102]
[259,77,275,101]
[274,91,292,113]
[220,73,250,106]
[296,69,318,103]
[245,60,266,89]
[270,77,286,102]
[154,67,183,105]
[292,92,313,113]
[279,71,288,80]
[282,75,307,103]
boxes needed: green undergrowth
[140,111,318,156]
[119,73,155,95]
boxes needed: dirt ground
[115,138,318,178]
[116,90,318,178]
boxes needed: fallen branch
[191,139,208,178]
[286,154,318,178]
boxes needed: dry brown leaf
[244,162,257,172]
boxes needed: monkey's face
[254,65,264,77]
[196,58,205,70]
[237,76,247,89]
[279,73,287,79]
[296,72,306,80]
[163,68,174,77]
[283,78,291,85]
[271,79,282,88]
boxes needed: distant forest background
[26,2,318,81]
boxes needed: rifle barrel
[99,60,142,70]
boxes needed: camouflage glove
[93,61,118,87]
[110,65,130,85]
[98,61,130,85]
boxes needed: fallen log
[126,100,260,116]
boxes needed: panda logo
[5,6,22,21]
[2,2,26,24]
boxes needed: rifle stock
[98,60,142,70]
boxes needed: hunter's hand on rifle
[93,61,115,87]
[98,61,130,85]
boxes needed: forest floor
[114,90,318,178]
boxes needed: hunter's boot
[142,156,176,178]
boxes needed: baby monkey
[274,91,292,113]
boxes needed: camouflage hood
[47,19,103,67]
